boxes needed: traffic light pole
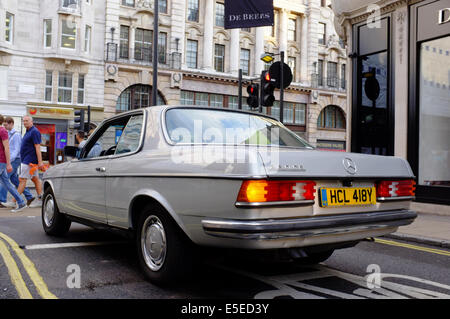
[152,0,159,106]
[280,51,284,123]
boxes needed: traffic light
[261,71,275,107]
[74,110,85,132]
[246,84,259,109]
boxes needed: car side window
[115,115,144,155]
[81,117,130,159]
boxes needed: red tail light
[376,180,416,198]
[237,180,316,203]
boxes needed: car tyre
[136,205,196,286]
[42,188,71,236]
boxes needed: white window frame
[84,25,91,53]
[61,18,77,49]
[5,12,14,43]
[77,74,85,105]
[58,72,73,104]
[45,71,53,102]
[44,19,52,48]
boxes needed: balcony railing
[106,42,181,69]
[311,74,347,91]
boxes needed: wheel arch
[128,190,190,239]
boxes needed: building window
[294,103,306,125]
[242,28,251,33]
[158,32,167,64]
[116,85,165,111]
[318,60,324,86]
[240,49,250,76]
[44,19,52,48]
[119,26,129,59]
[84,25,91,53]
[45,71,53,102]
[283,103,294,123]
[186,39,198,68]
[77,74,85,104]
[210,94,223,107]
[271,102,280,120]
[288,57,296,82]
[135,28,152,62]
[58,72,73,104]
[61,18,76,49]
[159,0,167,14]
[228,96,239,109]
[62,0,79,7]
[288,18,296,42]
[187,0,199,22]
[214,44,225,72]
[215,2,225,27]
[327,62,338,87]
[317,105,346,129]
[318,22,326,45]
[122,0,135,7]
[180,91,194,105]
[341,64,346,89]
[5,12,13,43]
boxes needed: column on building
[105,0,120,58]
[202,0,214,71]
[230,29,240,75]
[254,27,265,76]
[171,0,187,69]
[279,9,289,54]
[307,5,320,80]
[300,14,309,84]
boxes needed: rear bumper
[202,209,417,240]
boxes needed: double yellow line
[0,232,57,299]
[375,238,450,257]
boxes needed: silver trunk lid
[257,149,415,179]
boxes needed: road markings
[0,239,33,299]
[375,238,450,257]
[0,232,57,299]
[22,241,127,250]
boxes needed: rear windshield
[165,108,314,148]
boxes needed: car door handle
[96,167,106,172]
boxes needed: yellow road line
[0,239,33,299]
[0,232,57,299]
[375,238,450,257]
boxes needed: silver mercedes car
[42,106,417,285]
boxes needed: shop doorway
[352,17,394,156]
[34,120,68,166]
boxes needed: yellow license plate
[319,187,376,207]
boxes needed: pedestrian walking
[0,117,35,208]
[15,116,44,208]
[0,115,27,213]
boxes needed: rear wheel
[42,188,71,236]
[136,205,195,286]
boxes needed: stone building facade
[0,0,106,166]
[104,0,348,150]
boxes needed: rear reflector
[237,180,316,203]
[376,180,416,198]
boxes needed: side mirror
[64,146,79,158]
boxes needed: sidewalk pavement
[1,203,449,249]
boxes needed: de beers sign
[225,0,274,29]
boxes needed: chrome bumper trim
[376,196,415,202]
[202,210,417,240]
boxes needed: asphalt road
[1,207,449,300]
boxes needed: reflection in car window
[165,108,314,148]
[115,115,144,155]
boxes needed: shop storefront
[408,0,450,205]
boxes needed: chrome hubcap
[141,215,166,271]
[43,196,55,227]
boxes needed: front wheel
[136,205,196,286]
[42,188,71,236]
